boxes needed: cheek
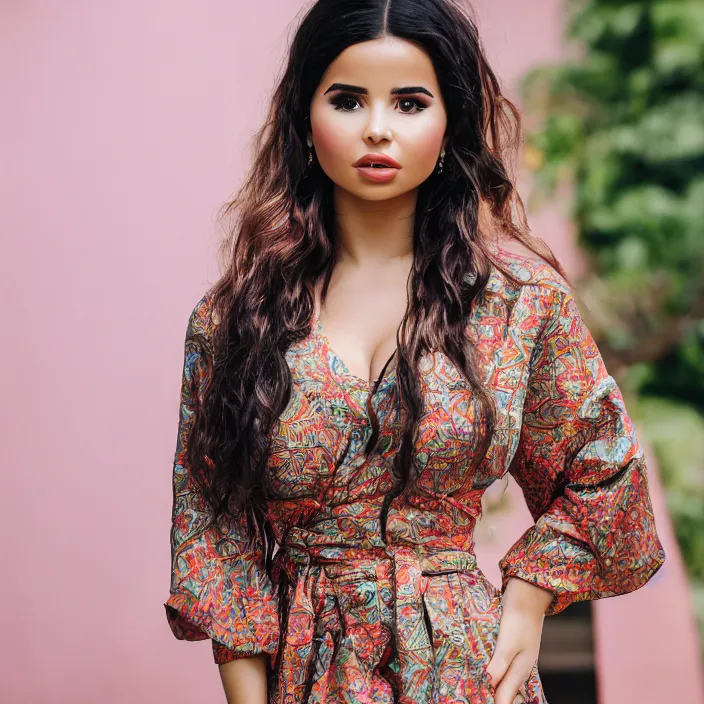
[406,123,445,169]
[312,115,352,164]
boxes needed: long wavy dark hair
[187,0,563,566]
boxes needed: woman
[163,0,666,702]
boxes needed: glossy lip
[355,165,400,183]
[353,153,402,169]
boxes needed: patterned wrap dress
[164,255,666,703]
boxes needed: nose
[362,100,393,144]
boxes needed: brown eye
[332,94,428,114]
[332,95,361,112]
[398,98,426,114]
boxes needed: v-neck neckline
[311,305,397,392]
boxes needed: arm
[163,295,280,695]
[499,285,666,615]
[219,655,268,704]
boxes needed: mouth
[353,154,402,169]
[355,163,401,183]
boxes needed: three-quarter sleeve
[498,285,666,615]
[164,296,280,664]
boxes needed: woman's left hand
[485,577,554,704]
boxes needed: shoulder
[479,240,582,342]
[486,239,571,296]
[185,288,219,345]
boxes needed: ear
[441,135,449,152]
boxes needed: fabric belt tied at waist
[274,541,478,582]
[270,540,480,692]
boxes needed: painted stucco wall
[2,2,700,702]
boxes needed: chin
[356,188,404,200]
[337,180,420,202]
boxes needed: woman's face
[308,36,448,201]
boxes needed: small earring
[437,149,446,174]
[307,136,314,168]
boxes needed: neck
[332,186,417,267]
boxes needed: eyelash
[331,93,428,114]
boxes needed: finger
[494,652,534,704]
[485,643,513,690]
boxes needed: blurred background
[1,1,702,702]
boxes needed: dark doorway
[538,601,598,704]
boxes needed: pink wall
[591,448,704,703]
[2,1,698,702]
[2,2,302,701]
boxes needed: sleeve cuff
[498,519,666,616]
[164,584,280,662]
[212,639,273,665]
[498,523,601,615]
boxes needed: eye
[331,94,362,112]
[331,94,428,114]
[397,98,427,114]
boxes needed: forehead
[317,36,440,93]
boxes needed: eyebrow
[323,82,435,98]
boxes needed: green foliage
[635,397,704,650]
[524,1,704,372]
[635,397,704,581]
[523,0,704,651]
[645,320,704,407]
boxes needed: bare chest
[314,271,408,387]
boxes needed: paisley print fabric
[164,254,665,703]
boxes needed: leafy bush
[522,0,704,653]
